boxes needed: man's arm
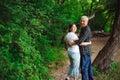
[67,40,91,46]
[80,41,91,46]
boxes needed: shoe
[65,77,70,80]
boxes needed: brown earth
[52,37,120,80]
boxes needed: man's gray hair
[81,16,89,21]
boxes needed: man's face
[80,18,88,27]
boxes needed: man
[69,16,94,80]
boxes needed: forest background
[0,0,118,80]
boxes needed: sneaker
[65,77,70,80]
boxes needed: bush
[42,47,67,69]
[94,62,120,80]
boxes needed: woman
[64,23,91,80]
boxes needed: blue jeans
[81,54,94,80]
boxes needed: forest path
[52,37,120,80]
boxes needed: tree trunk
[93,0,120,72]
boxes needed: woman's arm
[66,38,78,46]
[68,41,76,46]
[80,41,91,46]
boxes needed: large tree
[93,0,120,72]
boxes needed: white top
[64,32,80,53]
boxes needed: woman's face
[71,24,77,32]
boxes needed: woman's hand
[65,41,75,46]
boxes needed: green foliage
[94,62,120,80]
[42,47,67,66]
[104,25,111,32]
[104,20,112,32]
[0,0,117,79]
[93,66,101,76]
[0,1,52,79]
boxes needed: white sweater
[64,32,80,53]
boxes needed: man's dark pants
[81,53,94,80]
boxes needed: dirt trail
[52,37,120,80]
[91,37,109,62]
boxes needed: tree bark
[93,0,120,72]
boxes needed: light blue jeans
[67,51,80,78]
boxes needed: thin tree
[93,0,120,72]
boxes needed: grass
[94,61,120,80]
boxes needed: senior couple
[64,16,94,80]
